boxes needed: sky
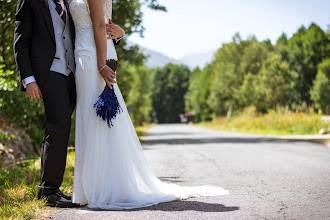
[128,0,330,59]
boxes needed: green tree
[206,35,244,117]
[152,64,190,123]
[276,33,288,46]
[287,23,330,104]
[184,67,201,113]
[310,58,330,114]
[234,73,259,109]
[255,53,298,111]
[275,33,290,62]
[116,63,135,100]
[187,64,215,121]
[0,0,17,70]
[208,35,272,116]
[126,65,153,125]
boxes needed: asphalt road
[50,124,330,220]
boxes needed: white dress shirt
[22,0,124,88]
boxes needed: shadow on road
[143,137,301,146]
[158,176,185,183]
[137,200,240,212]
[83,200,239,213]
[144,132,195,136]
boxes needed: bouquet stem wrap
[94,59,122,128]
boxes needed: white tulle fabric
[69,0,229,210]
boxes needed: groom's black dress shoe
[47,192,78,208]
[56,189,72,200]
[38,192,78,208]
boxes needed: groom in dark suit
[14,0,123,207]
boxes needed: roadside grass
[135,123,156,142]
[197,107,329,135]
[0,124,153,219]
[0,159,46,219]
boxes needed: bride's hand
[106,19,124,40]
[99,65,116,89]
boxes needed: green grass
[0,124,153,219]
[135,124,156,142]
[197,107,329,135]
[0,159,47,219]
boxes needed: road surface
[50,124,330,220]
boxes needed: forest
[186,24,330,121]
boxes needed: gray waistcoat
[49,4,75,75]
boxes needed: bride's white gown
[69,0,228,210]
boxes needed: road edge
[191,124,330,147]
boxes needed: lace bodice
[69,0,117,60]
[69,0,112,29]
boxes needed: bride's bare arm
[86,0,116,88]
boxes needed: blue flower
[94,86,123,128]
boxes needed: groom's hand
[26,82,43,100]
[106,19,124,40]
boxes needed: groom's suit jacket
[14,0,76,91]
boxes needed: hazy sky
[128,0,330,59]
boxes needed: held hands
[26,82,43,100]
[99,65,116,89]
[106,19,124,40]
[101,19,121,88]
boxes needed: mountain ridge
[127,41,216,69]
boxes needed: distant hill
[126,41,216,69]
[178,50,217,69]
[141,47,183,69]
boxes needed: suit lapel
[39,0,55,41]
[63,0,76,44]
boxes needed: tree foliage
[185,23,330,121]
[152,64,190,123]
[310,58,330,114]
[287,23,330,104]
[126,65,153,125]
[0,0,17,70]
[254,53,298,111]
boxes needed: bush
[0,57,45,150]
[0,89,45,149]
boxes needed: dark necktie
[54,0,66,23]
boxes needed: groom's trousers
[37,71,76,197]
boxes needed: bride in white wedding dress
[69,0,228,210]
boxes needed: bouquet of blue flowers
[94,59,122,128]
